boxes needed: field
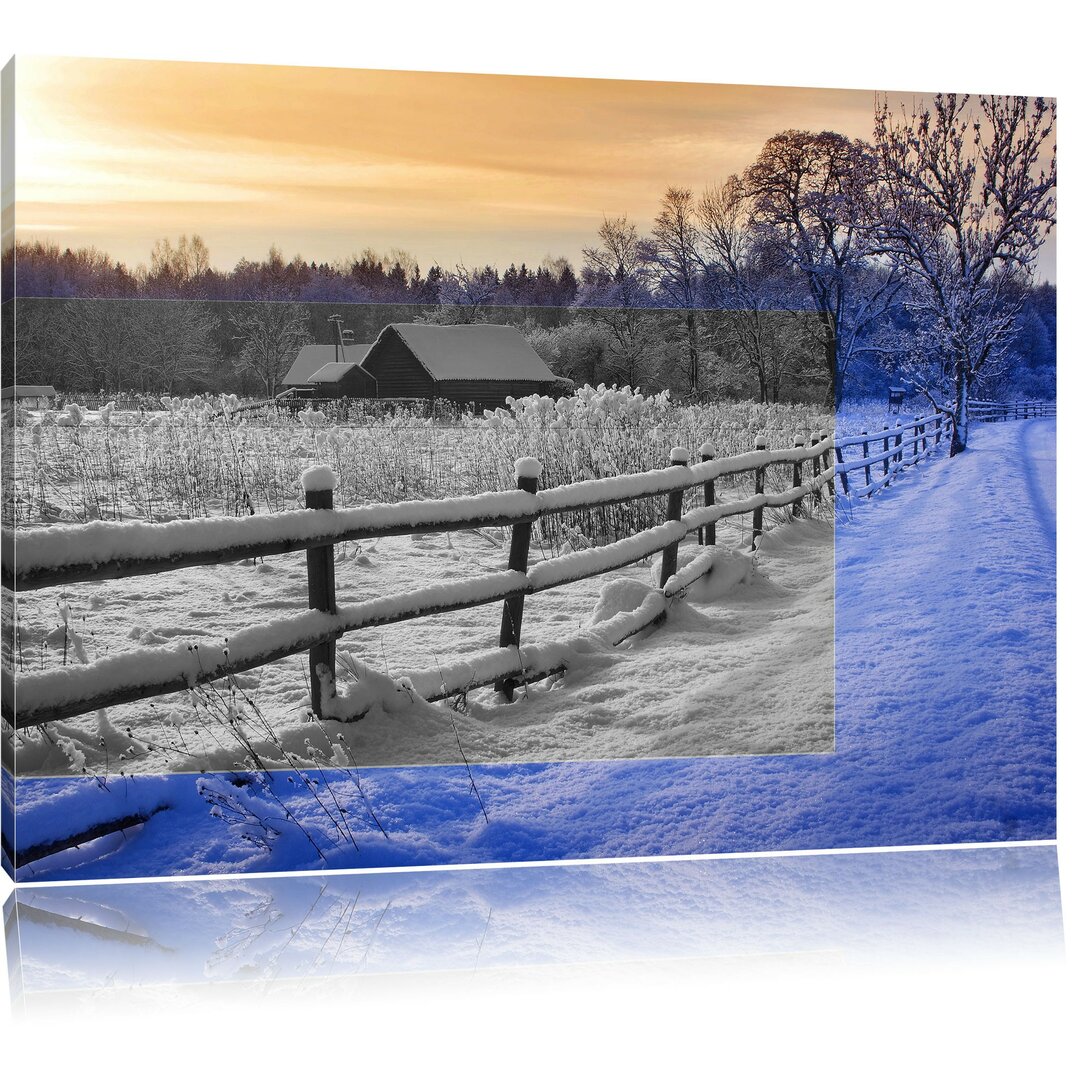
[4,387,840,781]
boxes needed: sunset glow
[13,57,1054,277]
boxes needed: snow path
[1020,417,1056,550]
[10,420,1055,878]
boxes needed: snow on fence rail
[1,436,836,730]
[967,399,1056,422]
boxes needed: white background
[1,2,1075,1075]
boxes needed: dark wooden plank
[497,469,540,700]
[306,484,337,719]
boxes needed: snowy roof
[282,344,372,386]
[308,361,374,384]
[372,323,559,383]
[1,385,57,399]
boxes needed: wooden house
[306,361,378,398]
[1,385,58,409]
[281,344,372,391]
[359,323,570,411]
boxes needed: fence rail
[967,399,1056,422]
[833,410,953,498]
[1,435,835,730]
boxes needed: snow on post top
[698,441,716,459]
[301,465,339,493]
[795,434,806,446]
[514,456,543,480]
[669,446,690,465]
[755,435,768,449]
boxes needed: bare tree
[580,215,659,390]
[138,303,219,393]
[58,300,219,394]
[230,303,313,399]
[743,130,883,408]
[418,264,500,324]
[698,177,826,402]
[644,187,704,393]
[873,94,1056,453]
[145,234,212,295]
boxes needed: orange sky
[13,56,1055,279]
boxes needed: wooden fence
[0,435,836,730]
[2,397,1051,732]
[968,399,1057,422]
[833,411,953,498]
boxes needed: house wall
[362,331,437,399]
[328,367,378,399]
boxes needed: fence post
[832,437,848,496]
[862,431,871,488]
[820,429,835,497]
[894,421,904,468]
[792,435,805,515]
[497,457,541,700]
[700,441,716,546]
[303,467,338,719]
[882,424,891,482]
[752,435,767,550]
[660,446,689,587]
[810,433,823,507]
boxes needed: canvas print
[0,59,1056,881]
[3,845,1064,1007]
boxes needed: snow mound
[300,465,338,493]
[689,550,754,601]
[514,456,542,480]
[587,577,657,626]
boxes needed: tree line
[4,93,1056,451]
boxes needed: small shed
[1,385,58,409]
[360,323,570,411]
[307,361,378,399]
[282,344,372,389]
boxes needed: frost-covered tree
[524,318,613,386]
[742,130,883,408]
[873,94,1056,454]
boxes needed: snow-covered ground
[9,504,833,776]
[7,418,1054,880]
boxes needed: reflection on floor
[4,843,1062,1014]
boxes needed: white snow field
[7,417,1055,878]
